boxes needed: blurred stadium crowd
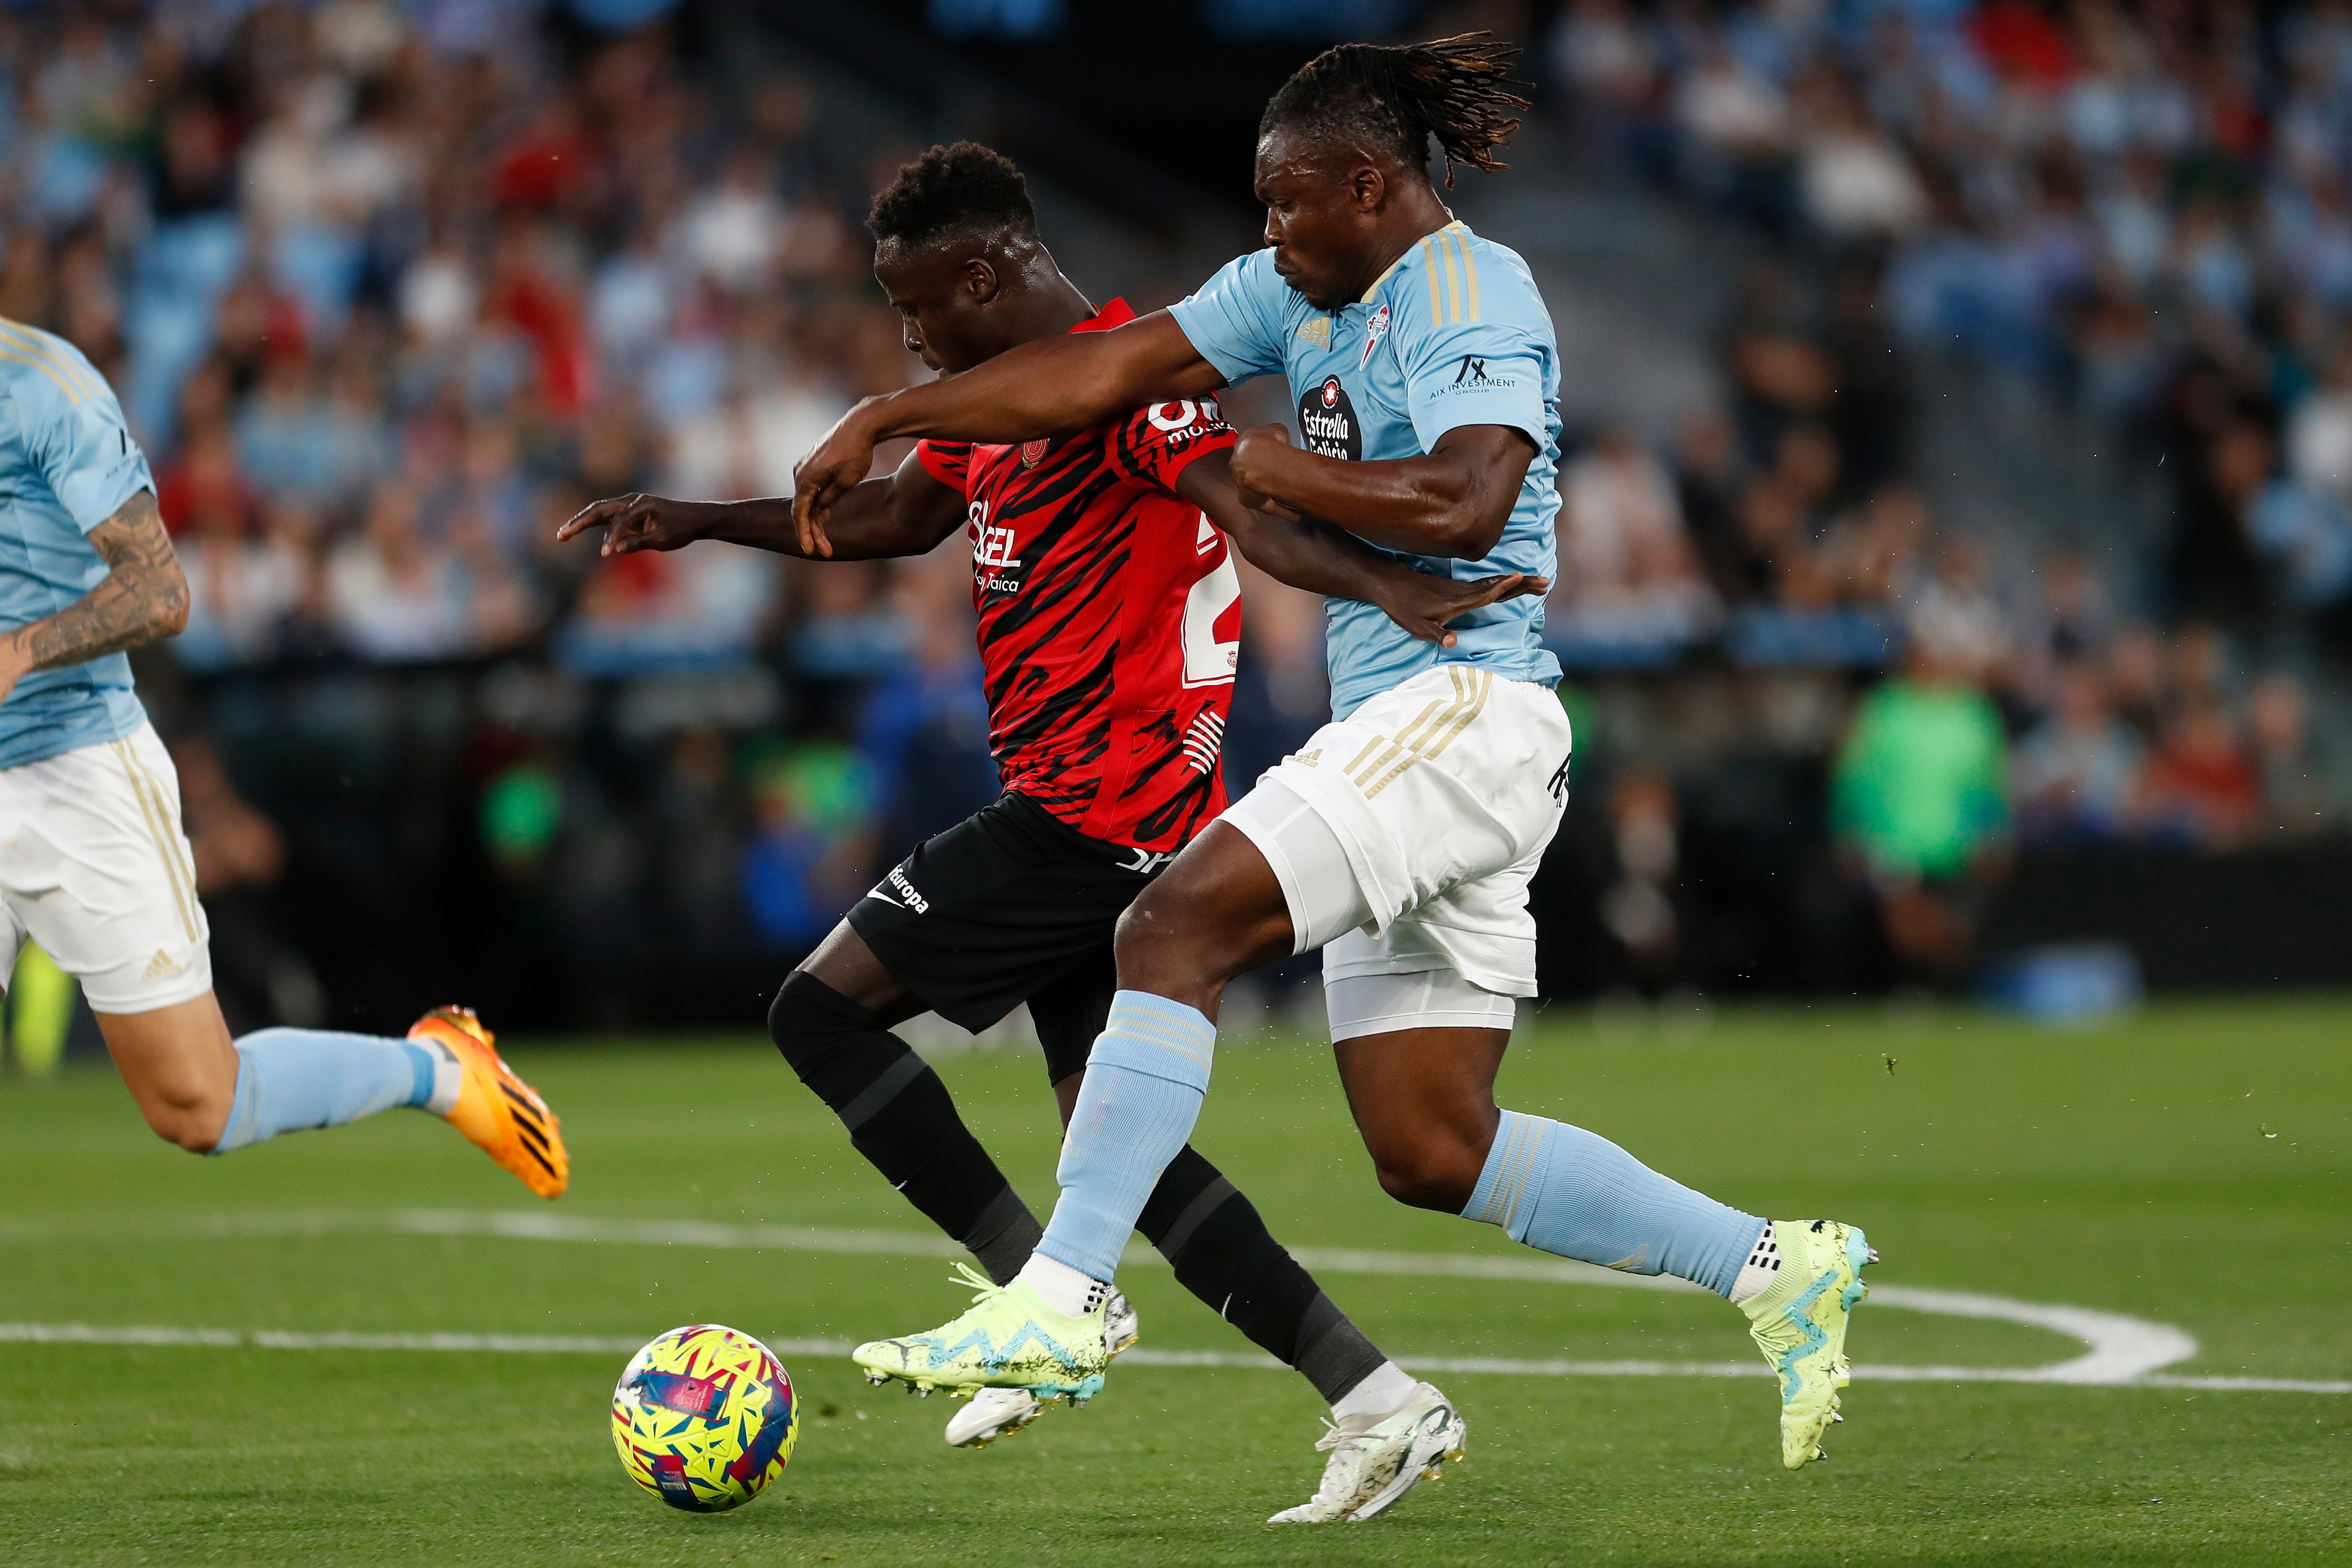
[1547,0,2352,632]
[3,0,2351,1032]
[1524,0,2352,985]
[0,0,1012,1027]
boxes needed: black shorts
[847,792,1170,1082]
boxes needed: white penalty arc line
[8,1209,2344,1395]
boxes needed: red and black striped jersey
[914,300,1241,853]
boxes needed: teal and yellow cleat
[1740,1219,1875,1470]
[944,1289,1141,1448]
[853,1265,1111,1405]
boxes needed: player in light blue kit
[0,319,566,1196]
[794,37,1872,1515]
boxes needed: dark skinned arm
[558,447,967,562]
[1175,450,1546,648]
[794,312,1220,552]
[1230,423,1537,561]
[0,489,187,707]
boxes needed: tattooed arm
[0,490,188,706]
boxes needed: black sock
[770,971,1042,1284]
[1137,1144,1388,1405]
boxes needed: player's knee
[1111,881,1197,984]
[1111,890,1175,974]
[771,969,926,1123]
[1112,867,1253,990]
[766,976,807,1061]
[135,1081,230,1153]
[1364,1127,1486,1213]
[769,970,866,1078]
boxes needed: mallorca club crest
[1019,438,1050,468]
[1359,303,1391,368]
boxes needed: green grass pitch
[0,998,2346,1566]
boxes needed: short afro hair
[868,142,1037,251]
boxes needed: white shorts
[0,721,213,1013]
[1222,664,1571,1035]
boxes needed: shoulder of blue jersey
[0,318,113,415]
[1369,224,1552,343]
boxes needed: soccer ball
[611,1324,799,1511]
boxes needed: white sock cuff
[418,1039,463,1118]
[1330,1359,1419,1423]
[1727,1222,1781,1304]
[1018,1250,1111,1318]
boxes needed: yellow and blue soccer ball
[612,1324,799,1511]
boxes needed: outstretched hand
[1376,568,1549,648]
[556,493,709,557]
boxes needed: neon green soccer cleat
[853,1264,1111,1404]
[1740,1219,1876,1471]
[944,1288,1140,1448]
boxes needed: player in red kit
[562,144,1538,1511]
[908,321,1243,859]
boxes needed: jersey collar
[1357,218,1468,306]
[1073,297,1134,333]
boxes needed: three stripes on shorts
[1340,668,1493,800]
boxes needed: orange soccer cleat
[406,1005,570,1199]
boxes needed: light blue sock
[1033,990,1216,1282]
[210,1028,441,1154]
[1462,1109,1765,1297]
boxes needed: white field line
[5,1209,2343,1394]
[1,1322,2342,1394]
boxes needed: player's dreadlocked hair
[1258,32,1529,187]
[868,142,1037,250]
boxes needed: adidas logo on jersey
[142,949,183,980]
[1295,316,1331,350]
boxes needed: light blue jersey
[0,322,155,769]
[1169,221,1562,717]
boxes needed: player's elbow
[1404,473,1505,559]
[1405,510,1502,561]
[1431,509,1506,560]
[151,562,191,638]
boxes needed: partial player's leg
[768,924,1045,1285]
[847,832,1468,1523]
[797,841,1430,1474]
[857,669,1869,1469]
[1,723,563,1193]
[1050,957,1436,1502]
[88,993,567,1196]
[91,991,238,1149]
[781,796,1198,1421]
[1311,869,1872,1470]
[769,796,1178,1292]
[1325,1010,1871,1471]
[843,798,1364,1399]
